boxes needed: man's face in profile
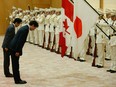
[30,25,36,31]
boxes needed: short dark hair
[29,21,39,27]
[13,18,22,23]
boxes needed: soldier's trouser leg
[90,36,95,54]
[72,48,79,60]
[80,48,86,60]
[97,43,105,66]
[110,46,116,71]
[38,30,42,46]
[38,30,44,46]
[65,35,71,55]
[55,34,59,51]
[41,30,44,46]
[26,33,30,42]
[45,32,49,48]
[29,30,34,43]
[50,32,54,49]
[105,41,111,59]
[80,37,89,60]
[66,46,71,55]
[34,29,39,44]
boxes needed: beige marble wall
[86,0,100,9]
[87,0,116,10]
[104,0,116,10]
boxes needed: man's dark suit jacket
[2,24,15,48]
[9,25,29,55]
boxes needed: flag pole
[84,0,116,33]
[92,29,97,66]
[70,0,74,3]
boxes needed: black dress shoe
[38,45,42,47]
[110,70,116,73]
[5,73,13,77]
[90,53,93,56]
[97,65,103,68]
[15,80,27,84]
[76,57,80,61]
[95,65,98,67]
[79,59,86,62]
[107,69,112,72]
[105,58,111,61]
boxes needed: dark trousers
[3,48,11,76]
[11,51,21,83]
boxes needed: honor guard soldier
[36,8,45,47]
[104,9,112,60]
[54,9,61,52]
[33,8,39,45]
[49,8,57,51]
[95,10,106,68]
[88,26,96,56]
[78,35,89,62]
[44,9,51,49]
[107,12,116,73]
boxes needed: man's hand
[5,48,8,51]
[15,52,20,57]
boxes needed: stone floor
[0,36,116,87]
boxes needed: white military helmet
[18,8,22,11]
[12,6,16,10]
[112,9,116,15]
[34,7,39,10]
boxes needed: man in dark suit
[2,18,22,77]
[9,21,38,84]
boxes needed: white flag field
[72,0,99,58]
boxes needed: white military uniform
[96,19,106,67]
[37,12,45,46]
[54,14,61,52]
[79,35,89,61]
[44,12,51,48]
[104,17,112,60]
[89,26,96,55]
[108,19,116,71]
[49,13,56,50]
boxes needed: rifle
[51,26,56,52]
[46,32,50,50]
[86,35,92,55]
[92,29,97,66]
[56,45,60,54]
[92,22,111,66]
[69,47,76,60]
[28,5,30,10]
[42,25,46,48]
[69,46,73,58]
